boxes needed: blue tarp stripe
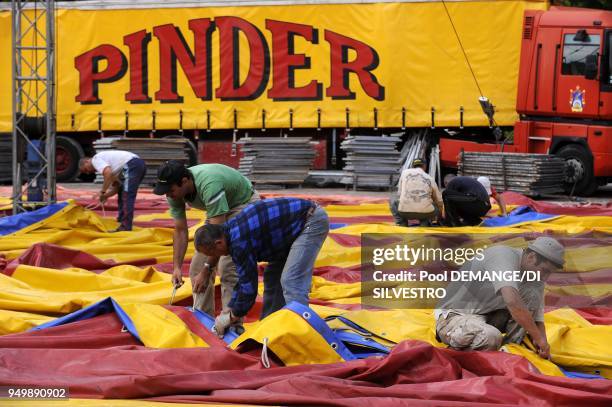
[482,205,557,227]
[0,202,69,236]
[285,302,356,361]
[189,308,239,344]
[31,297,141,342]
[330,223,348,230]
[334,330,390,357]
[560,367,606,380]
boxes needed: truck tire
[163,135,198,166]
[556,144,598,196]
[56,136,84,182]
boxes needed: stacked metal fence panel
[237,137,315,186]
[0,138,11,183]
[459,152,565,196]
[340,135,401,189]
[92,137,189,185]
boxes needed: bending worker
[442,175,507,226]
[152,160,259,329]
[193,197,329,336]
[390,158,443,226]
[79,150,146,231]
[435,236,565,359]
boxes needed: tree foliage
[553,0,611,10]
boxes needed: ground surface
[60,182,612,203]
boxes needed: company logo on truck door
[569,85,585,112]
[74,17,385,105]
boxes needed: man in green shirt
[153,160,259,328]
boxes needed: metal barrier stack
[340,135,402,190]
[237,137,315,188]
[459,152,565,196]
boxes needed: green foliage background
[553,0,611,10]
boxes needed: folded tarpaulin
[32,297,142,341]
[482,205,559,227]
[502,191,612,217]
[232,302,357,365]
[0,338,610,405]
[32,297,225,348]
[0,201,69,235]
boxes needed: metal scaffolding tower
[11,0,56,214]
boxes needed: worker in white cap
[435,236,565,359]
[477,176,507,218]
[442,175,507,226]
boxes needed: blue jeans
[388,192,406,226]
[117,157,146,230]
[261,206,329,319]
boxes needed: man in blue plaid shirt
[194,197,329,336]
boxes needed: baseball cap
[412,158,427,168]
[477,176,492,195]
[153,160,188,195]
[528,237,565,269]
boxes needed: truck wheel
[163,135,198,166]
[556,144,598,196]
[56,136,84,182]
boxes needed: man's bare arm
[100,166,116,195]
[203,214,227,268]
[500,286,550,358]
[171,218,189,286]
[493,193,508,216]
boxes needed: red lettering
[325,30,385,101]
[266,20,321,101]
[215,16,270,100]
[75,18,385,105]
[124,30,152,103]
[153,18,214,103]
[75,44,127,104]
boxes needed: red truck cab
[515,7,612,195]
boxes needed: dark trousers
[117,157,146,230]
[442,189,490,226]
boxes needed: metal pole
[11,0,56,213]
[46,0,56,203]
[11,0,22,214]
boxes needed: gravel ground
[59,182,611,204]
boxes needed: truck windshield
[562,33,600,76]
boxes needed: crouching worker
[435,237,565,359]
[193,198,329,337]
[442,175,507,226]
[392,158,443,226]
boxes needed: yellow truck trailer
[0,0,552,181]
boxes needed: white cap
[477,176,492,195]
[527,237,565,268]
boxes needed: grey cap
[528,237,565,268]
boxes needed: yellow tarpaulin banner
[0,1,548,132]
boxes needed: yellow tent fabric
[1,264,191,315]
[0,200,610,378]
[231,307,345,366]
[118,301,209,348]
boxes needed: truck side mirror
[585,54,598,80]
